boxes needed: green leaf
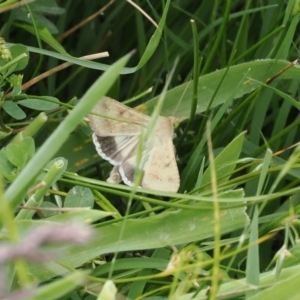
[2,101,26,120]
[6,137,35,168]
[9,44,29,71]
[64,186,94,208]
[180,265,300,299]
[248,271,300,300]
[199,131,246,190]
[39,201,58,218]
[34,271,88,300]
[20,136,35,159]
[14,12,60,35]
[46,210,114,223]
[27,201,247,281]
[18,98,59,111]
[29,0,65,15]
[92,257,168,276]
[13,0,64,34]
[6,144,24,168]
[144,60,300,119]
[14,23,68,54]
[54,132,98,172]
[136,0,170,70]
[0,149,15,177]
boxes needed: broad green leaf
[6,137,35,168]
[64,186,94,208]
[54,132,98,172]
[6,144,24,168]
[92,257,168,276]
[29,0,65,15]
[13,0,64,35]
[34,271,88,300]
[143,60,300,119]
[9,44,29,71]
[20,136,35,160]
[199,131,246,190]
[12,210,111,238]
[46,210,114,223]
[14,11,60,35]
[92,257,166,277]
[248,271,300,300]
[180,265,300,299]
[2,101,26,120]
[18,98,59,111]
[27,201,247,281]
[0,149,15,177]
[39,201,58,218]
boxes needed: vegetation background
[1,0,300,299]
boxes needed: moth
[88,96,180,192]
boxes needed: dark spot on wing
[121,161,135,183]
[96,136,119,159]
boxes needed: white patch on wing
[92,134,138,165]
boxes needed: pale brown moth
[88,96,180,192]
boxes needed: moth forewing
[88,97,149,137]
[153,116,177,142]
[141,139,180,192]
